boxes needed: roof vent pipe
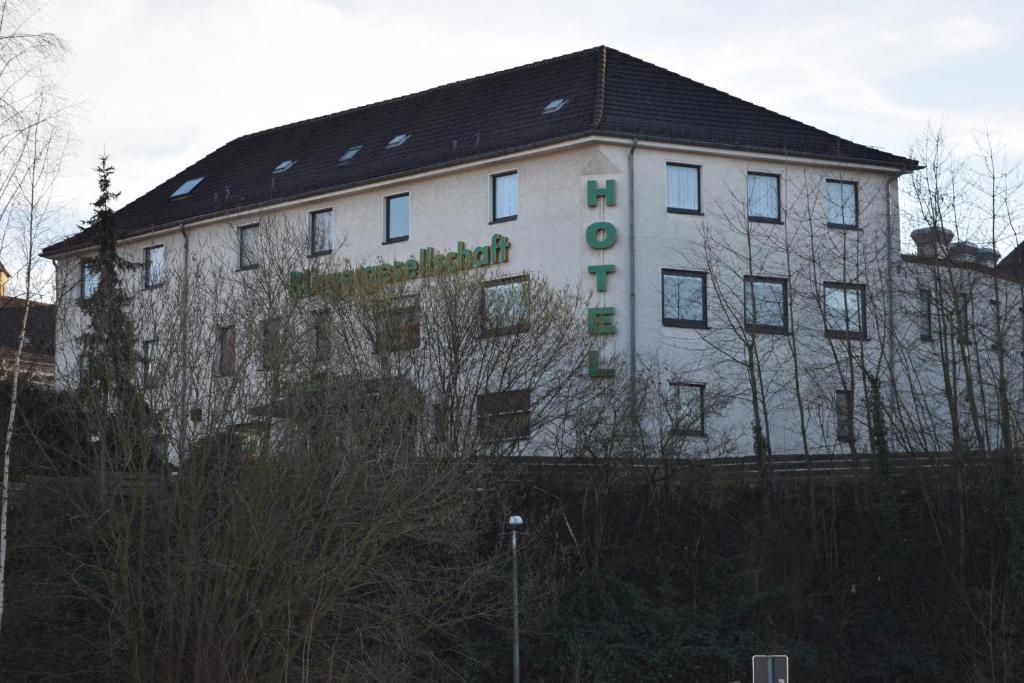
[910,227,953,258]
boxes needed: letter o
[586,222,617,250]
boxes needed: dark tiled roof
[997,242,1024,279]
[0,296,55,355]
[43,46,918,257]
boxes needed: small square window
[143,245,164,288]
[666,164,701,214]
[662,270,707,328]
[338,145,362,165]
[238,224,259,270]
[171,176,203,198]
[542,98,567,114]
[824,282,866,340]
[386,193,410,243]
[310,209,333,256]
[826,180,858,228]
[492,171,518,222]
[482,275,529,336]
[747,172,781,222]
[835,389,854,443]
[216,326,236,376]
[478,389,531,442]
[670,382,705,436]
[387,133,410,149]
[81,260,99,300]
[744,276,788,334]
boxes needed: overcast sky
[39,0,1024,248]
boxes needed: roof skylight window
[338,145,363,165]
[273,159,296,174]
[171,177,204,198]
[542,98,568,114]
[387,133,410,149]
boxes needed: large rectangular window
[835,389,854,443]
[144,245,164,288]
[662,270,707,328]
[670,382,705,437]
[81,260,99,300]
[747,172,781,222]
[386,193,410,243]
[310,209,333,256]
[824,282,867,340]
[744,276,788,334]
[239,224,259,270]
[478,389,531,442]
[492,171,518,222]
[375,297,421,353]
[482,275,529,336]
[216,326,236,376]
[826,180,858,228]
[666,163,701,214]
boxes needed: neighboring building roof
[997,242,1024,279]
[43,46,918,258]
[0,296,55,356]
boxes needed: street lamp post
[508,514,523,683]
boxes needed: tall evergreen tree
[77,157,152,470]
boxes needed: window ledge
[237,264,260,272]
[384,235,410,245]
[747,216,784,224]
[746,325,789,336]
[667,208,702,216]
[825,330,868,342]
[309,250,333,258]
[662,320,709,330]
[827,223,861,231]
[490,215,518,225]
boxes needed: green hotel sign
[585,179,618,378]
[290,233,511,297]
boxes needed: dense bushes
[2,448,1022,681]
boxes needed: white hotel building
[43,47,1024,459]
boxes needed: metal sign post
[752,654,789,683]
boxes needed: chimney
[949,241,979,264]
[976,247,1000,268]
[910,227,953,258]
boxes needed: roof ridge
[599,47,908,162]
[590,45,607,129]
[233,45,606,144]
